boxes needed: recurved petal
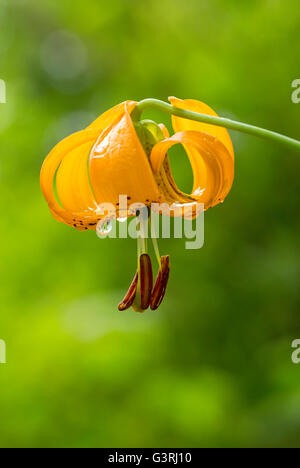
[40,128,100,226]
[55,140,98,213]
[150,130,234,209]
[41,102,138,229]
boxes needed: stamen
[139,254,153,310]
[150,218,162,269]
[150,255,170,310]
[118,272,138,311]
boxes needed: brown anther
[139,254,153,310]
[118,272,138,311]
[150,255,170,310]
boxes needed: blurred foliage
[0,0,300,448]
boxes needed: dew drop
[96,219,112,238]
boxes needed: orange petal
[150,130,234,209]
[40,128,100,226]
[87,100,137,131]
[55,141,98,213]
[41,102,140,229]
[89,103,163,208]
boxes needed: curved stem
[132,99,300,151]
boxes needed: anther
[150,255,170,310]
[118,272,138,311]
[139,254,153,310]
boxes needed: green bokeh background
[0,0,300,448]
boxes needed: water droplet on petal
[96,219,112,238]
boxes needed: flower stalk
[132,98,300,152]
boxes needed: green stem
[132,98,300,151]
[137,207,148,254]
[149,218,162,269]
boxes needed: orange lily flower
[40,97,234,312]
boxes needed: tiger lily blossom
[41,96,236,312]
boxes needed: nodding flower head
[41,97,234,312]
